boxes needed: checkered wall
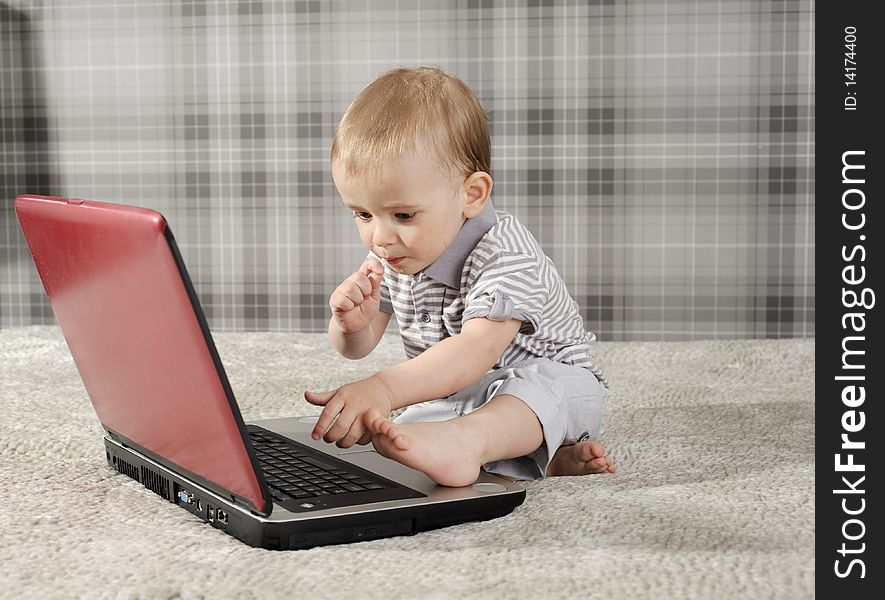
[0,0,814,340]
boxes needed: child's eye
[395,212,416,222]
[353,211,372,222]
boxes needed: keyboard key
[250,429,392,500]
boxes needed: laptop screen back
[15,195,269,514]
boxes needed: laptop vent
[141,465,172,501]
[112,456,172,501]
[115,456,140,482]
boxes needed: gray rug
[0,326,814,599]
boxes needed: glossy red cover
[15,195,269,514]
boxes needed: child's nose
[372,223,397,247]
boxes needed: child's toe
[393,433,410,450]
[364,409,382,428]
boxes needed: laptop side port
[207,506,216,522]
[177,489,194,505]
[216,509,229,525]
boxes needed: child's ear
[462,171,493,219]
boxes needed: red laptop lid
[15,195,271,515]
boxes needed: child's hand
[304,375,394,448]
[329,258,384,334]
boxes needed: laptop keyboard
[249,428,392,505]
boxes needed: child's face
[332,151,471,276]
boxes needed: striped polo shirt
[372,201,607,387]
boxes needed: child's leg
[365,394,543,487]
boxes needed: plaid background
[0,0,814,340]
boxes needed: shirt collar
[422,201,497,288]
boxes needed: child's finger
[311,398,343,441]
[368,271,381,299]
[329,290,356,312]
[331,279,369,312]
[362,257,384,277]
[359,261,383,299]
[324,407,357,444]
[345,270,374,299]
[337,420,365,448]
[304,389,337,406]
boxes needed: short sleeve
[379,281,393,314]
[367,251,393,314]
[462,252,547,335]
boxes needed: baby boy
[304,66,615,486]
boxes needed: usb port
[207,506,216,522]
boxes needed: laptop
[14,194,526,550]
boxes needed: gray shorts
[392,358,608,480]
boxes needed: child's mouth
[386,257,405,266]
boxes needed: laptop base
[105,436,526,550]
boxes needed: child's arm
[327,257,391,359]
[307,316,523,446]
[375,316,523,410]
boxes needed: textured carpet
[0,326,814,599]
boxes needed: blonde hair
[331,66,491,181]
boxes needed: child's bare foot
[365,409,484,487]
[546,441,616,476]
